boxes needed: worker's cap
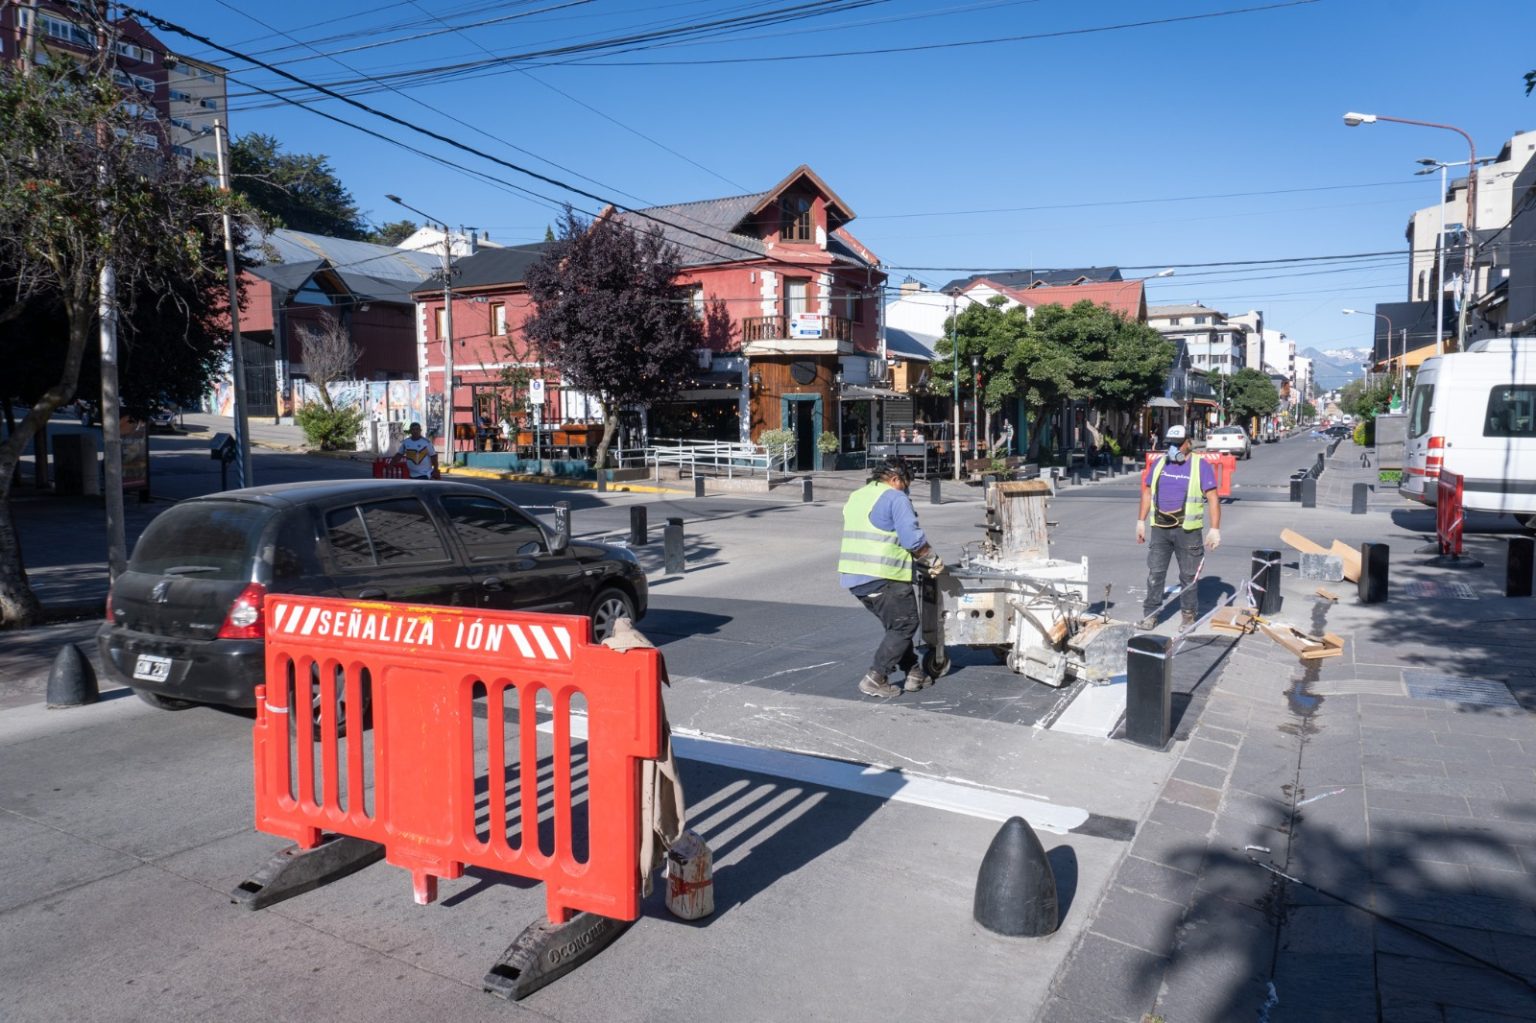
[873,454,914,484]
[1165,425,1188,442]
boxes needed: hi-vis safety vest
[838,482,913,581]
[1148,455,1207,531]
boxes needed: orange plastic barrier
[371,457,408,478]
[253,595,661,923]
[1436,469,1464,556]
[1140,450,1235,498]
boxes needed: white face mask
[1168,444,1188,463]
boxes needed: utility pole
[213,120,251,487]
[949,291,961,481]
[95,4,125,578]
[388,195,455,463]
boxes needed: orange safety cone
[665,830,714,920]
[973,816,1059,937]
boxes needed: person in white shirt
[390,422,439,479]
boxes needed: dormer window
[779,194,813,242]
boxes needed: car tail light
[217,583,267,640]
[1426,435,1445,476]
[105,591,113,621]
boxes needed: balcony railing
[741,314,854,343]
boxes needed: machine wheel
[589,587,636,643]
[1005,651,1022,674]
[1517,513,1536,533]
[921,647,950,679]
[989,645,1011,665]
[134,688,195,711]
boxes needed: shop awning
[1145,396,1180,409]
[841,385,909,400]
[1189,398,1220,408]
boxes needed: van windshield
[129,502,270,580]
[1483,385,1536,437]
[1409,385,1434,438]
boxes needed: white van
[1401,338,1536,529]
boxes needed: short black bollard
[663,517,685,574]
[553,501,571,548]
[1251,549,1283,615]
[1290,474,1304,502]
[693,475,705,499]
[1314,453,1325,477]
[1508,536,1535,598]
[629,506,647,547]
[930,478,942,505]
[1300,477,1317,509]
[973,816,1059,938]
[1351,482,1368,515]
[596,471,607,493]
[1125,633,1172,749]
[802,477,813,503]
[1359,542,1389,604]
[46,644,98,708]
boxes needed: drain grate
[1404,580,1479,600]
[1403,670,1519,708]
[1311,677,1408,697]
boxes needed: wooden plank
[1260,622,1345,660]
[1280,528,1328,555]
[1329,540,1362,583]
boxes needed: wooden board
[1210,606,1259,635]
[1260,622,1345,660]
[1329,540,1362,583]
[1280,528,1328,555]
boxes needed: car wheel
[588,587,636,642]
[310,671,370,738]
[1517,513,1536,533]
[134,688,195,711]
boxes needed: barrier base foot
[1423,554,1485,569]
[231,834,385,910]
[483,912,633,1001]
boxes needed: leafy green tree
[523,208,702,470]
[1338,376,1395,422]
[0,53,239,626]
[367,219,418,246]
[1300,400,1317,420]
[1224,367,1280,423]
[230,132,366,239]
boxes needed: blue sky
[142,0,1536,354]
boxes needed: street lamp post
[949,290,961,481]
[387,194,455,464]
[1417,157,1489,355]
[971,355,981,460]
[1342,308,1394,396]
[1344,113,1477,348]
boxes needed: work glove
[1206,527,1221,551]
[919,553,945,576]
[1135,520,1147,544]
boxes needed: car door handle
[356,588,386,599]
[480,576,505,591]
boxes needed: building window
[434,308,448,339]
[132,74,155,93]
[838,287,862,323]
[490,303,506,336]
[784,278,809,320]
[1194,316,1209,325]
[199,98,218,110]
[169,89,192,102]
[779,194,812,242]
[1168,317,1182,326]
[683,284,704,319]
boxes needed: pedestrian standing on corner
[838,455,944,699]
[390,421,439,479]
[1136,424,1220,629]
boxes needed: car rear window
[324,498,450,569]
[128,502,271,580]
[1483,384,1536,437]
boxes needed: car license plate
[133,654,172,682]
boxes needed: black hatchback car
[98,479,648,713]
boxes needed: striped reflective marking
[844,529,898,542]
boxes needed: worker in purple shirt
[1136,424,1221,630]
[838,456,944,698]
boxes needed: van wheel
[134,689,195,711]
[589,587,636,642]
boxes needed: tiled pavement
[1040,625,1536,1023]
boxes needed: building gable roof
[941,267,1122,293]
[1001,279,1147,320]
[440,242,552,292]
[743,164,855,231]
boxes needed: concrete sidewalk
[1040,490,1536,1021]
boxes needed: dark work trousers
[1143,525,1205,617]
[855,579,920,678]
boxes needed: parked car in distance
[1204,425,1251,459]
[77,400,179,432]
[98,479,648,722]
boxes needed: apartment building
[1147,303,1249,376]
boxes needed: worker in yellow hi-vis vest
[1136,424,1221,630]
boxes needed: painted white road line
[1050,676,1128,738]
[543,716,1090,835]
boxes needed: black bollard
[629,506,648,547]
[46,644,98,708]
[1290,474,1303,502]
[1125,633,1172,750]
[1300,477,1317,509]
[1251,549,1283,615]
[930,479,942,506]
[973,817,1059,938]
[802,477,813,503]
[1314,453,1325,477]
[1359,542,1389,604]
[596,471,606,493]
[663,517,685,574]
[553,501,570,548]
[1351,482,1369,515]
[693,475,705,499]
[1508,536,1535,598]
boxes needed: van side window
[440,495,544,560]
[1483,385,1536,438]
[324,499,450,568]
[1408,385,1434,438]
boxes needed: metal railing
[647,438,792,482]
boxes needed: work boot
[1181,610,1198,628]
[858,670,901,699]
[903,665,934,693]
[1137,614,1158,631]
